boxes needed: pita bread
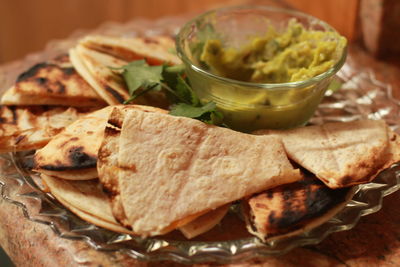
[34,106,113,179]
[256,120,400,188]
[244,173,354,241]
[80,35,181,65]
[70,45,170,108]
[1,55,106,107]
[35,105,168,180]
[0,105,88,153]
[98,105,168,226]
[114,109,301,236]
[41,174,134,234]
[98,106,227,238]
[70,45,130,105]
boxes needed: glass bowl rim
[175,5,348,91]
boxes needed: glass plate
[0,18,400,264]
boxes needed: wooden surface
[359,0,400,58]
[0,0,360,63]
[0,43,399,266]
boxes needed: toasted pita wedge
[80,35,181,65]
[1,55,105,107]
[34,106,113,179]
[41,174,134,234]
[70,45,129,105]
[98,109,229,238]
[243,172,354,241]
[35,105,167,180]
[70,45,169,108]
[256,120,400,188]
[0,105,88,153]
[114,110,301,237]
[98,105,168,226]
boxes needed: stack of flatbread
[32,103,400,239]
[1,32,400,241]
[0,34,180,152]
[34,105,302,238]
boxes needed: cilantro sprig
[115,60,223,125]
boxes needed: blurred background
[0,0,362,64]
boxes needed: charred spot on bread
[104,85,125,103]
[61,67,75,76]
[40,146,97,170]
[68,146,97,169]
[16,63,50,82]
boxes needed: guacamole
[200,20,347,84]
[185,19,346,131]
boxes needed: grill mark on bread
[58,137,79,149]
[36,77,48,85]
[61,67,75,75]
[56,81,66,94]
[68,146,97,169]
[15,135,26,144]
[16,63,49,82]
[252,175,351,236]
[104,85,125,103]
[40,146,97,170]
[10,106,18,124]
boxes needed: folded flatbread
[70,45,169,108]
[33,106,113,180]
[0,105,88,153]
[110,109,301,237]
[41,174,134,234]
[70,45,129,105]
[98,106,228,238]
[255,120,400,188]
[80,35,181,65]
[34,105,167,180]
[244,172,354,241]
[97,105,168,226]
[1,55,106,107]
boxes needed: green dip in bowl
[176,5,347,132]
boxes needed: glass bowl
[176,5,347,131]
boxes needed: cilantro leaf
[120,60,163,95]
[118,60,224,126]
[169,102,223,125]
[175,76,200,106]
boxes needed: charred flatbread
[70,45,169,107]
[244,172,354,241]
[256,120,400,188]
[80,35,181,65]
[70,45,130,105]
[0,105,88,153]
[115,109,301,237]
[35,105,167,180]
[34,106,114,180]
[1,55,106,107]
[41,174,134,234]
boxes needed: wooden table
[0,17,400,267]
